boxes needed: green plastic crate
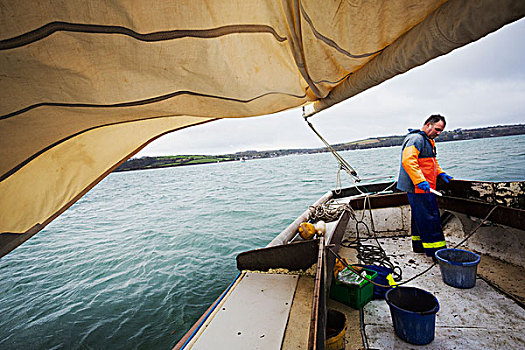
[329,268,377,309]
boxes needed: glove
[439,173,453,184]
[417,181,430,193]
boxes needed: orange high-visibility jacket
[397,130,444,193]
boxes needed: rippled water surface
[1,135,524,349]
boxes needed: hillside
[114,124,524,172]
[328,124,525,152]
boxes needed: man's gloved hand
[417,181,430,193]
[439,173,453,184]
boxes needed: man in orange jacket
[397,115,453,257]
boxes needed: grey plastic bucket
[435,248,481,289]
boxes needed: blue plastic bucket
[435,248,481,289]
[385,287,439,345]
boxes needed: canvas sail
[0,0,524,255]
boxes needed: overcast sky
[138,18,525,157]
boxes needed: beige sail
[0,0,524,255]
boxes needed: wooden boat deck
[335,236,525,349]
[177,182,525,349]
[182,272,298,349]
[329,200,525,350]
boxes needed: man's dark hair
[424,114,446,127]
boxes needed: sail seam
[0,116,219,183]
[299,3,387,59]
[0,90,306,120]
[0,22,287,50]
[0,119,218,238]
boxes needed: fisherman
[397,115,453,258]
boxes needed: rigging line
[354,194,402,280]
[308,179,395,224]
[376,180,397,194]
[333,204,499,288]
[302,114,349,169]
[454,206,497,248]
[302,110,360,181]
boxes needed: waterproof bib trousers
[407,192,446,257]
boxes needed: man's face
[423,120,445,139]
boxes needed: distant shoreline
[114,124,524,172]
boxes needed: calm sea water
[1,135,524,349]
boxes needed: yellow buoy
[298,221,327,240]
[298,222,316,240]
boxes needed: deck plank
[282,276,314,349]
[190,272,298,349]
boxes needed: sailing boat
[1,1,524,348]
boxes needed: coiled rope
[341,195,403,281]
[310,193,498,288]
[308,192,403,282]
[301,111,498,287]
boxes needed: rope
[334,167,343,195]
[328,247,392,288]
[308,192,402,287]
[303,116,360,182]
[326,200,498,288]
[302,109,498,286]
[308,178,397,223]
[340,195,403,282]
[303,113,397,196]
[454,206,497,248]
[316,194,403,281]
[308,199,349,223]
[391,205,498,287]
